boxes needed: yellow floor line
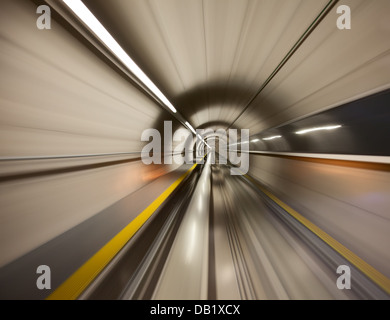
[47,163,198,300]
[246,175,390,295]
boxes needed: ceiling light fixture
[193,132,211,149]
[185,122,197,135]
[63,0,177,114]
[263,135,282,141]
[296,125,342,135]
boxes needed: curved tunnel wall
[0,0,184,267]
[249,154,390,279]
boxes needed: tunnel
[0,0,389,301]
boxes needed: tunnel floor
[77,160,388,300]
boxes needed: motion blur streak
[0,0,389,300]
[62,0,178,114]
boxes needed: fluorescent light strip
[197,134,205,144]
[251,139,260,143]
[185,122,196,135]
[193,132,211,149]
[63,0,177,114]
[296,125,342,135]
[263,135,282,141]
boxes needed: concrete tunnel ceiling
[78,0,390,138]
